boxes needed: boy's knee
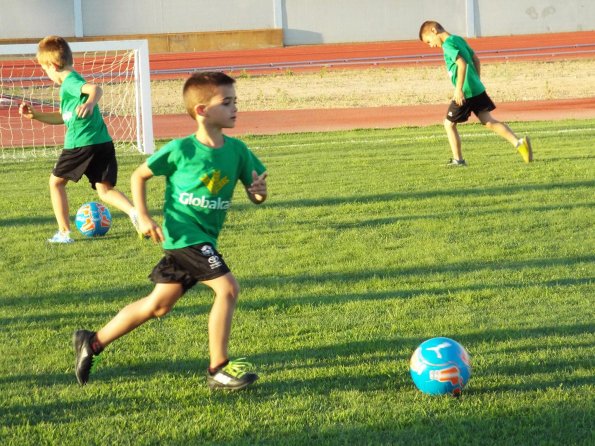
[152,305,172,318]
[49,175,67,188]
[95,183,112,199]
[207,274,240,303]
[226,282,240,301]
[443,119,456,129]
[219,281,240,302]
[96,189,107,201]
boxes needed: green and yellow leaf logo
[200,170,229,194]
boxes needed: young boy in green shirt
[19,36,139,243]
[73,72,268,391]
[419,21,533,166]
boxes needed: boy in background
[419,21,533,166]
[20,35,139,242]
[73,72,268,391]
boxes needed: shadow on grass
[0,284,212,324]
[185,402,593,446]
[234,276,594,314]
[227,201,595,234]
[327,201,595,230]
[0,284,150,309]
[244,180,595,210]
[0,394,139,428]
[238,254,595,294]
[0,209,164,228]
[0,215,57,228]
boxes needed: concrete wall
[0,0,74,39]
[82,0,274,36]
[0,0,275,41]
[0,0,593,48]
[476,0,595,36]
[282,0,468,45]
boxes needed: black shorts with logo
[149,243,231,292]
[446,91,496,123]
[52,140,117,190]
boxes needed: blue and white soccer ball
[75,202,112,237]
[410,337,471,396]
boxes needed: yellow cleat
[517,136,533,163]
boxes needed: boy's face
[40,62,62,85]
[421,30,442,48]
[201,84,238,128]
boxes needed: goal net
[0,39,154,159]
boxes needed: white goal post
[0,39,154,158]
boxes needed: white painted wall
[476,0,595,36]
[82,0,274,36]
[282,0,467,45]
[0,0,593,43]
[0,0,74,39]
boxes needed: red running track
[149,31,595,76]
[155,97,595,139]
[151,31,595,139]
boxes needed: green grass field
[1,120,594,445]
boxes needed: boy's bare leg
[444,119,463,160]
[202,273,240,369]
[477,111,519,146]
[95,283,185,348]
[49,174,70,232]
[95,181,134,215]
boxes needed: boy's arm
[454,56,467,106]
[472,53,481,78]
[131,161,164,243]
[19,102,64,125]
[77,83,103,118]
[245,170,268,204]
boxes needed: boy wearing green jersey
[19,36,139,243]
[73,72,268,391]
[419,21,533,166]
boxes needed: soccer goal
[0,39,154,159]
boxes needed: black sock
[90,334,104,355]
[208,359,229,375]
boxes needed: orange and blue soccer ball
[410,337,471,396]
[75,202,112,237]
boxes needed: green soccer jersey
[60,71,112,148]
[147,134,266,250]
[442,35,485,99]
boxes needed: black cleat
[446,158,467,167]
[206,358,259,391]
[73,330,97,385]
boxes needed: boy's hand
[247,170,268,203]
[138,215,165,244]
[453,88,465,106]
[76,102,95,118]
[19,102,35,120]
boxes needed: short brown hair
[37,35,73,69]
[183,71,236,118]
[418,21,445,41]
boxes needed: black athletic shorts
[446,91,496,123]
[52,140,117,190]
[149,243,231,292]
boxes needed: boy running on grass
[19,36,140,243]
[419,21,533,166]
[73,72,268,391]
